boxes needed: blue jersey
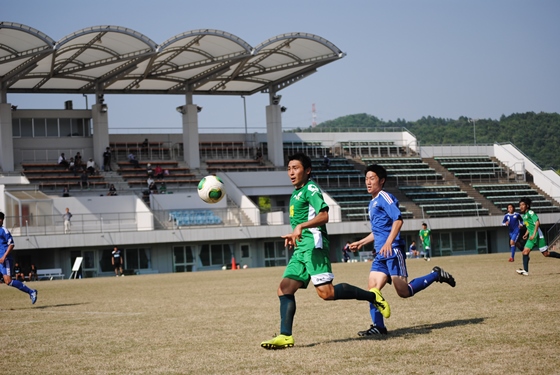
[368,190,405,254]
[0,226,14,259]
[502,212,522,234]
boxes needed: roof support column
[180,95,201,169]
[92,93,109,170]
[0,103,15,172]
[265,92,284,167]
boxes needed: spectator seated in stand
[58,153,69,168]
[68,157,77,176]
[13,263,25,281]
[86,158,96,176]
[128,152,140,168]
[28,264,38,281]
[149,180,158,194]
[146,163,154,178]
[154,164,164,179]
[322,155,331,170]
[255,149,264,165]
[159,182,167,194]
[107,184,118,196]
[62,186,70,197]
[80,170,90,189]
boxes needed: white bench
[37,268,65,280]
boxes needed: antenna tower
[312,103,317,128]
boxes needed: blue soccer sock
[279,294,296,336]
[369,303,385,328]
[8,279,33,294]
[523,254,530,272]
[510,245,516,259]
[407,271,439,296]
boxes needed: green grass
[2,253,559,374]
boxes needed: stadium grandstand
[1,22,559,278]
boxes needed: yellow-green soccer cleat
[370,288,391,318]
[260,334,294,350]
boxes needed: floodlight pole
[469,118,477,146]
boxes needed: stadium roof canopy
[0,22,345,97]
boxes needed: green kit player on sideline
[260,153,389,350]
[419,223,432,261]
[516,197,560,276]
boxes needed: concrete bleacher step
[424,157,503,216]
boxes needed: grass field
[1,253,559,375]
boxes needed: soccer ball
[197,175,225,203]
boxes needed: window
[34,118,46,137]
[71,118,84,136]
[59,118,71,137]
[199,243,232,267]
[174,245,195,272]
[21,118,33,137]
[125,248,151,270]
[12,119,20,137]
[264,241,287,267]
[47,118,59,137]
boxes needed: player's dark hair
[0,212,4,219]
[519,197,532,208]
[507,203,515,210]
[365,164,387,186]
[288,152,312,171]
[422,222,427,227]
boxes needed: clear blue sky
[4,0,559,133]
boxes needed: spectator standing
[323,155,331,170]
[102,147,112,171]
[63,208,72,234]
[74,152,83,170]
[112,246,125,277]
[408,241,418,258]
[342,241,351,262]
[0,212,37,304]
[62,186,70,197]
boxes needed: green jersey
[289,179,329,251]
[419,228,432,247]
[522,210,542,237]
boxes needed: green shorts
[525,236,548,252]
[283,247,333,288]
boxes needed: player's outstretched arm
[349,233,374,251]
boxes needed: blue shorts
[509,229,520,242]
[0,257,13,276]
[370,246,408,279]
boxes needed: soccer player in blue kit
[502,203,523,262]
[0,212,37,304]
[350,165,455,335]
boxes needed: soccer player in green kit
[419,223,432,261]
[260,153,389,349]
[516,197,560,276]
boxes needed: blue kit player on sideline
[350,164,455,336]
[502,203,523,262]
[0,212,37,304]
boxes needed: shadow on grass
[302,317,486,347]
[3,302,90,311]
